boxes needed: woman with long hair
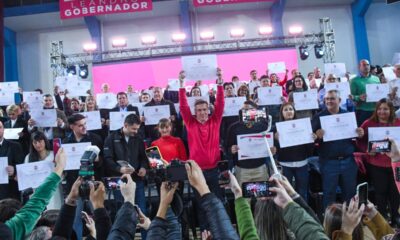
[237,85,250,100]
[357,98,400,226]
[288,75,313,119]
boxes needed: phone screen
[357,182,368,205]
[146,146,166,169]
[218,161,230,185]
[102,177,123,190]
[368,140,391,153]
[242,181,275,198]
[53,138,62,157]
[396,167,400,182]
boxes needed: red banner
[59,0,153,19]
[193,0,273,7]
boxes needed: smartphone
[396,167,400,182]
[368,140,391,153]
[53,138,62,157]
[117,160,134,169]
[145,146,167,169]
[102,177,123,190]
[242,181,276,198]
[357,182,368,206]
[218,160,230,185]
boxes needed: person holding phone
[357,98,400,226]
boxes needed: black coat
[4,116,30,155]
[0,139,24,200]
[109,104,140,117]
[107,202,137,240]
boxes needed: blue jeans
[282,165,309,201]
[165,207,182,240]
[73,198,94,240]
[320,157,357,208]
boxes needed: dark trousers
[356,109,373,126]
[282,165,309,201]
[367,164,400,223]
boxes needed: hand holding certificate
[67,80,91,97]
[4,128,23,140]
[168,79,181,91]
[223,97,246,117]
[268,62,286,74]
[16,160,54,191]
[30,109,57,127]
[109,111,136,131]
[237,132,274,160]
[324,63,347,77]
[23,91,43,110]
[320,112,358,142]
[257,86,283,105]
[63,142,92,170]
[0,157,8,184]
[276,118,314,148]
[81,111,102,131]
[181,54,218,81]
[143,105,171,125]
[0,91,15,106]
[366,83,389,102]
[293,89,319,110]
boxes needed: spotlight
[112,38,127,48]
[79,64,89,79]
[289,25,303,35]
[67,65,76,76]
[259,26,273,35]
[172,33,186,43]
[200,31,214,40]
[141,36,157,45]
[230,28,245,38]
[314,43,324,59]
[299,45,309,60]
[83,42,97,52]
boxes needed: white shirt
[10,119,16,128]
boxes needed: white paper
[293,89,319,110]
[248,81,260,95]
[223,97,246,117]
[257,86,283,105]
[320,112,358,142]
[198,85,209,96]
[187,96,210,114]
[174,103,180,115]
[0,157,8,184]
[268,62,286,74]
[81,111,102,131]
[237,132,274,160]
[0,91,15,106]
[383,67,396,81]
[325,82,351,105]
[181,54,218,81]
[4,128,23,140]
[368,127,400,146]
[23,91,43,110]
[67,80,91,97]
[276,118,314,148]
[324,63,347,77]
[109,111,136,131]
[29,109,57,127]
[389,79,400,95]
[209,84,218,92]
[55,76,78,91]
[314,78,322,88]
[127,93,140,103]
[63,142,92,170]
[0,82,19,93]
[143,105,171,125]
[131,102,145,115]
[168,79,180,91]
[96,93,117,109]
[366,83,389,102]
[16,160,54,191]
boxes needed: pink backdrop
[92,48,299,93]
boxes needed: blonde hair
[6,104,19,114]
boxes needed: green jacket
[235,197,259,240]
[5,172,61,240]
[350,75,380,111]
[283,202,329,240]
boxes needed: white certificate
[268,62,286,74]
[0,81,19,93]
[248,81,260,95]
[55,76,78,91]
[67,80,91,97]
[198,85,209,96]
[276,118,314,148]
[324,63,346,77]
[383,67,396,81]
[325,82,351,105]
[0,91,15,106]
[168,79,180,91]
[143,105,171,125]
[81,111,102,131]
[237,132,274,160]
[366,83,389,102]
[320,112,358,142]
[0,157,8,184]
[131,102,145,115]
[368,127,400,145]
[187,96,210,114]
[223,97,246,117]
[16,160,54,191]
[174,103,180,115]
[23,91,43,110]
[127,93,140,103]
[30,109,57,127]
[258,86,283,105]
[96,93,117,109]
[63,142,92,170]
[293,89,319,110]
[181,54,218,81]
[4,128,23,140]
[109,111,136,131]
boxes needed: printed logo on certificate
[237,133,273,160]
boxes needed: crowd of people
[0,59,400,240]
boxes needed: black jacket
[107,202,137,240]
[94,208,112,240]
[147,193,239,240]
[52,203,76,239]
[0,139,24,200]
[104,129,149,178]
[4,116,30,155]
[109,104,140,117]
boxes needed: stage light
[259,26,273,35]
[172,33,186,43]
[112,38,127,48]
[314,43,324,59]
[67,65,76,76]
[83,42,97,52]
[79,64,89,79]
[141,36,157,45]
[289,25,303,35]
[299,45,309,60]
[200,31,214,40]
[230,28,245,38]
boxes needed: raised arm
[178,71,194,125]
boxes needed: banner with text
[193,0,272,7]
[59,0,153,19]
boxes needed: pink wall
[92,48,298,93]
